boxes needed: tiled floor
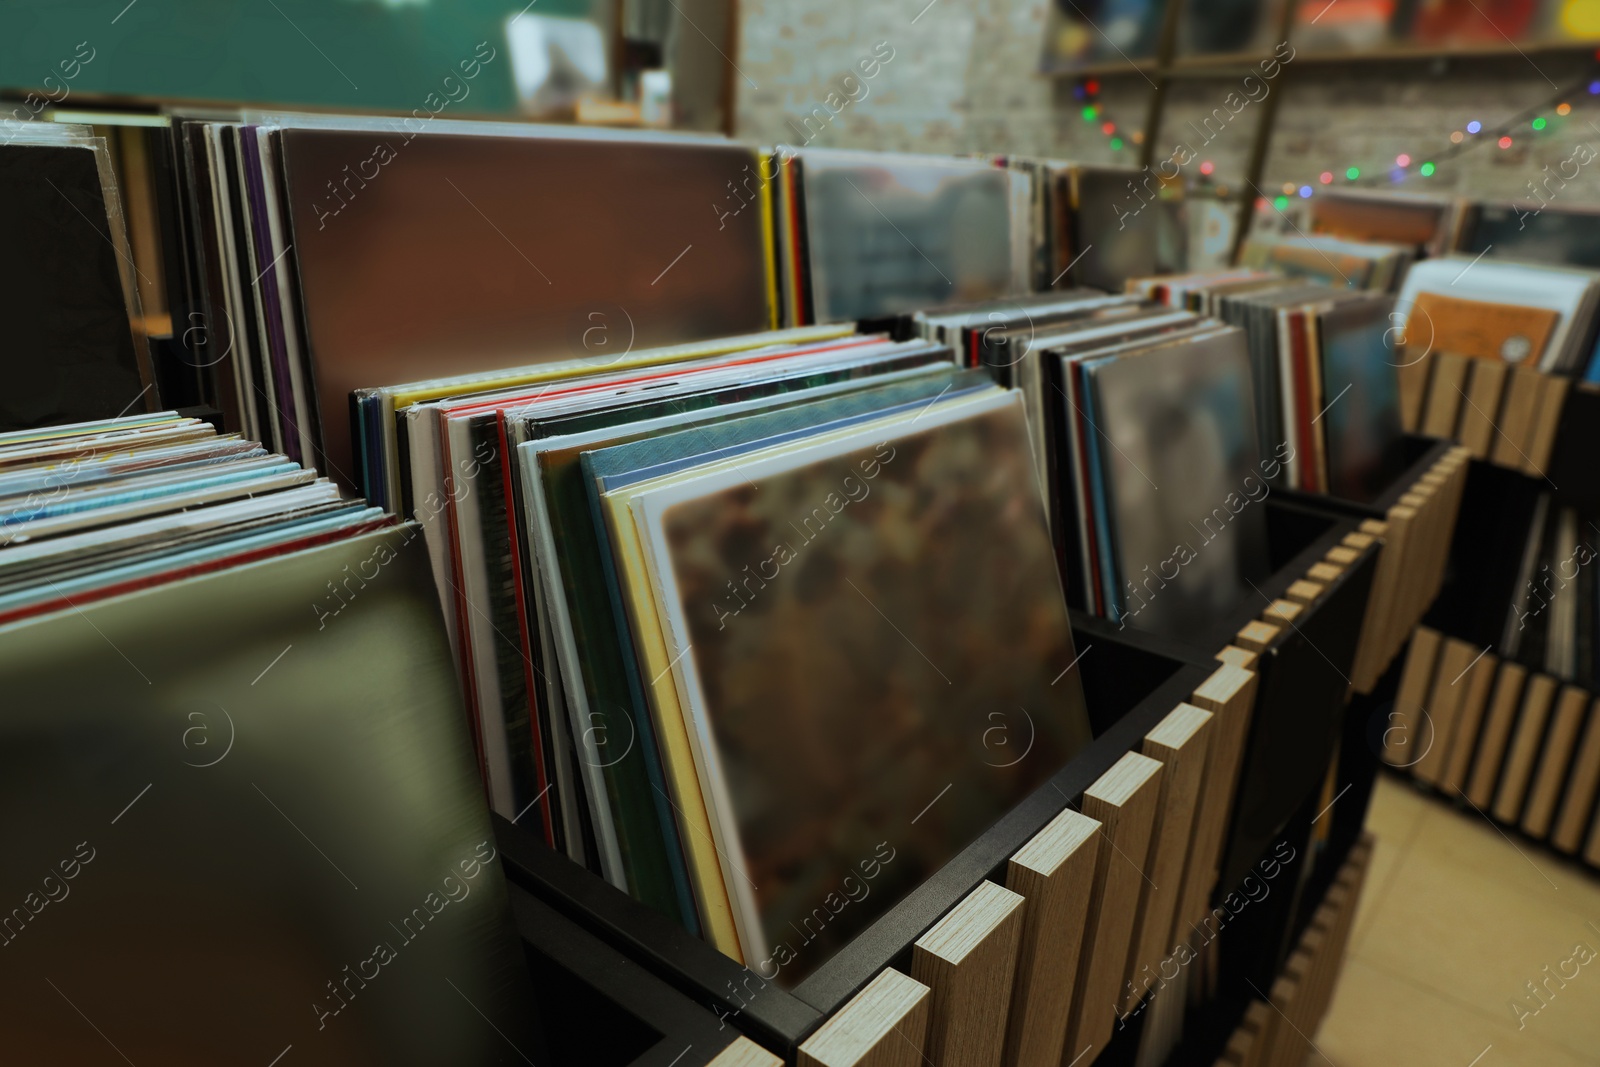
[1315,775,1600,1066]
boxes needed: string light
[1101,122,1116,135]
[1081,105,1096,121]
[1280,70,1595,198]
[1199,160,1215,175]
[1110,137,1124,150]
[1274,195,1289,209]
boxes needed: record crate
[1377,627,1600,870]
[492,494,1385,1065]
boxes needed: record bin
[492,498,1384,1061]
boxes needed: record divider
[492,485,1390,1063]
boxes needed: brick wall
[733,1,1600,214]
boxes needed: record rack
[489,454,1440,1065]
[1368,384,1600,876]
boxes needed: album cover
[626,388,1092,978]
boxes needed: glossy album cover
[278,125,774,480]
[0,140,151,432]
[0,528,537,1064]
[632,389,1093,979]
[799,151,1022,323]
[1086,328,1270,638]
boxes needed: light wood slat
[1522,686,1591,839]
[1124,704,1215,1012]
[798,968,931,1067]
[1396,343,1431,431]
[1458,358,1509,458]
[1306,561,1344,584]
[1493,674,1561,823]
[1420,352,1469,438]
[1466,663,1530,808]
[1262,600,1302,627]
[912,881,1024,1067]
[1234,620,1280,654]
[1002,809,1101,1067]
[1441,647,1499,796]
[1325,545,1361,567]
[1064,753,1164,1066]
[1284,579,1324,606]
[1523,374,1571,477]
[1412,638,1478,785]
[1489,365,1544,468]
[1175,666,1259,941]
[1216,645,1259,671]
[1552,699,1600,854]
[711,1036,785,1067]
[1386,627,1441,768]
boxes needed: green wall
[1,0,590,116]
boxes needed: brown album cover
[1407,291,1559,366]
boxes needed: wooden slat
[798,968,930,1067]
[1176,666,1259,938]
[712,1037,785,1067]
[1216,645,1259,671]
[1420,352,1470,438]
[1325,545,1361,567]
[1064,753,1164,1065]
[1489,365,1544,468]
[1234,620,1280,654]
[1524,374,1571,478]
[1001,809,1100,1067]
[1553,700,1600,854]
[1413,638,1478,786]
[1125,704,1215,1011]
[1523,686,1591,839]
[1263,599,1302,627]
[1493,674,1561,823]
[1397,345,1431,431]
[1306,561,1343,584]
[1386,627,1441,768]
[1458,358,1509,458]
[1441,647,1499,796]
[912,882,1024,1067]
[1466,663,1530,808]
[1284,579,1324,606]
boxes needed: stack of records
[772,148,1033,326]
[0,412,388,622]
[1456,202,1600,274]
[1395,257,1600,375]
[1238,233,1414,291]
[969,297,1273,639]
[1136,271,1407,502]
[1048,163,1189,294]
[910,290,1141,386]
[1309,189,1459,258]
[1503,498,1598,690]
[375,323,1093,980]
[0,121,155,432]
[0,413,542,1062]
[167,113,777,484]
